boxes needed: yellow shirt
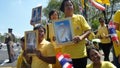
[113,10,120,30]
[96,25,111,43]
[45,23,58,47]
[16,51,30,68]
[88,32,95,41]
[86,61,116,68]
[48,23,56,46]
[113,10,120,24]
[62,14,91,59]
[113,10,120,57]
[113,30,120,57]
[31,39,55,68]
[45,24,48,40]
[47,22,62,68]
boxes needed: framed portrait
[31,6,42,25]
[25,30,38,55]
[53,18,74,46]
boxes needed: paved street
[0,44,21,68]
[0,44,113,68]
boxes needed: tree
[43,0,120,31]
[43,0,62,19]
[43,0,81,19]
[81,0,120,30]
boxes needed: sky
[0,0,49,37]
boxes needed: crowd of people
[14,0,120,68]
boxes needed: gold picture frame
[31,5,42,25]
[25,30,38,55]
[53,18,74,47]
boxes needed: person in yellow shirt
[113,10,120,68]
[46,9,62,68]
[16,37,31,68]
[46,9,59,43]
[96,17,112,61]
[86,32,97,49]
[88,32,96,41]
[27,25,56,68]
[60,0,91,68]
[86,47,116,68]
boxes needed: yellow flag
[80,0,84,8]
[80,0,89,8]
[96,0,110,6]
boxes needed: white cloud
[36,4,42,7]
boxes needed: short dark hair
[20,37,24,42]
[8,28,13,32]
[49,9,59,20]
[33,24,46,34]
[87,47,99,59]
[99,17,104,23]
[60,0,74,12]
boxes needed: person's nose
[93,55,97,58]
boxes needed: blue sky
[0,0,48,37]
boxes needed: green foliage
[72,0,80,14]
[42,0,120,31]
[43,0,62,18]
[91,19,100,31]
[0,33,20,43]
[43,0,81,18]
[0,35,5,42]
[42,19,47,26]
